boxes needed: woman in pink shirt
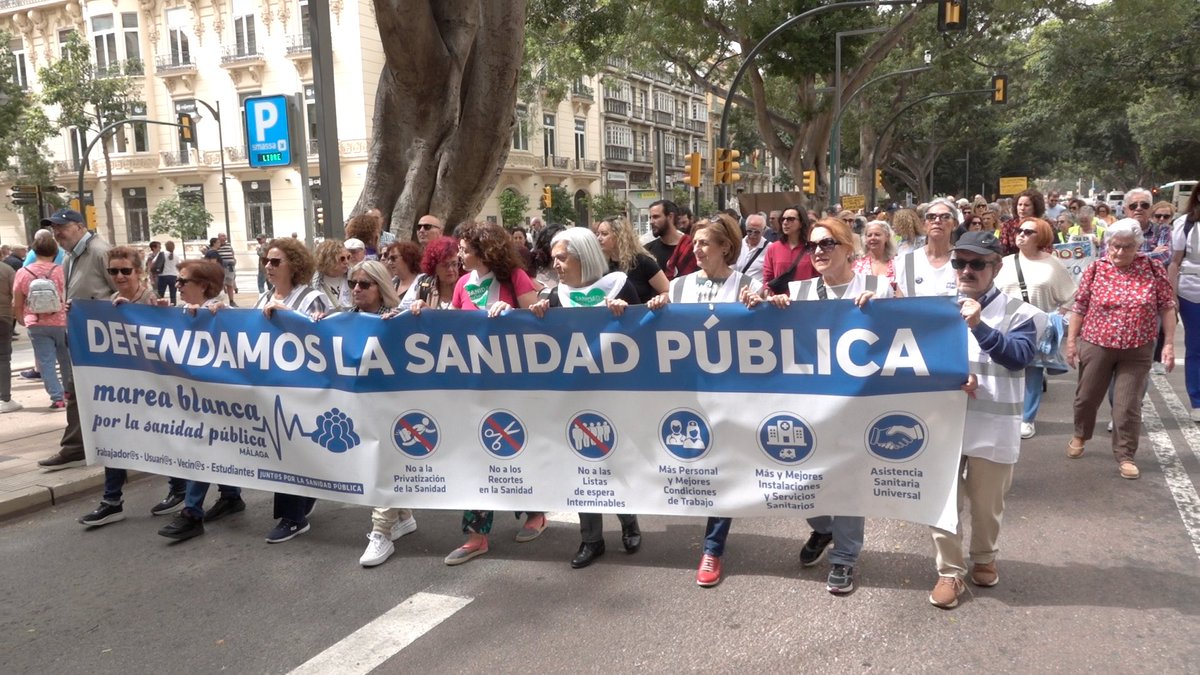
[762,206,817,293]
[12,234,69,409]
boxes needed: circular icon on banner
[566,411,616,461]
[391,410,439,459]
[659,408,712,462]
[479,410,527,459]
[757,413,816,465]
[865,412,928,462]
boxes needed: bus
[1157,181,1197,212]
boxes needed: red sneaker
[696,553,722,587]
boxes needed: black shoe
[150,491,186,516]
[79,501,125,527]
[204,496,246,522]
[621,521,642,553]
[265,518,310,543]
[570,541,606,569]
[826,564,855,595]
[158,513,205,541]
[799,531,833,567]
[38,451,85,471]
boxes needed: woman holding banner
[528,227,641,569]
[417,221,545,566]
[994,217,1077,440]
[256,238,332,543]
[647,213,762,587]
[763,218,892,596]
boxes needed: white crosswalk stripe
[1143,375,1200,561]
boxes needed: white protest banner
[69,298,969,530]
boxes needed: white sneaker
[359,532,395,567]
[390,516,418,541]
[0,399,23,413]
[1190,409,1200,423]
[1106,420,1114,433]
[1151,362,1166,375]
[1020,422,1035,439]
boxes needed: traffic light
[541,185,553,209]
[177,113,194,145]
[938,0,967,31]
[991,74,1008,105]
[713,147,726,184]
[802,170,816,194]
[9,185,39,206]
[683,152,702,188]
[875,170,883,188]
[724,149,740,185]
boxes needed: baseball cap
[952,231,1002,256]
[344,238,365,250]
[41,208,85,227]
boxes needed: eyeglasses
[1017,228,1039,237]
[780,215,800,222]
[265,258,285,267]
[337,255,349,262]
[924,212,954,222]
[951,258,991,271]
[970,220,983,226]
[745,229,762,235]
[176,278,195,287]
[106,267,135,276]
[1127,201,1151,211]
[1153,213,1172,220]
[385,255,400,262]
[349,280,376,290]
[417,223,440,231]
[805,237,839,253]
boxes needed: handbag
[766,247,803,294]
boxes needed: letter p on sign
[253,102,278,143]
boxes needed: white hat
[344,237,365,250]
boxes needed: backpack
[26,269,62,314]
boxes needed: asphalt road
[3,368,1198,673]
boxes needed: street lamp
[829,26,888,205]
[193,98,232,241]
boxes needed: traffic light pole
[867,88,992,207]
[77,118,194,225]
[194,99,232,241]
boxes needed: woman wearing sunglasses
[994,218,1077,439]
[311,239,352,310]
[895,198,959,298]
[78,247,191,530]
[762,217,893,595]
[647,214,763,587]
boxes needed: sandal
[1067,439,1085,459]
[1119,461,1140,480]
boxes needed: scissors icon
[483,419,520,452]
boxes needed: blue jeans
[102,469,186,504]
[806,515,865,566]
[703,517,732,556]
[29,325,70,402]
[273,493,316,522]
[1180,296,1200,407]
[1023,366,1045,423]
[183,481,241,519]
[156,275,177,304]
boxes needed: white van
[1157,181,1197,212]
[1105,191,1125,218]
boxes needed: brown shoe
[929,575,966,609]
[970,561,999,587]
[1119,461,1140,480]
[37,451,86,471]
[1067,439,1085,459]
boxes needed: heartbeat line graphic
[253,395,309,460]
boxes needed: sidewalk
[1,288,263,520]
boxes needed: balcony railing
[633,152,650,164]
[571,83,594,101]
[160,150,193,167]
[632,105,646,120]
[687,119,706,132]
[155,53,196,74]
[221,44,264,64]
[605,145,630,162]
[577,159,599,172]
[543,155,570,170]
[653,111,673,125]
[286,33,312,55]
[603,98,630,116]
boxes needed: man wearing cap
[37,208,117,471]
[928,230,1044,610]
[343,237,367,265]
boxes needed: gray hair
[926,197,961,222]
[1106,218,1145,246]
[746,212,767,228]
[863,220,897,260]
[1125,187,1152,204]
[551,227,608,285]
[349,260,400,309]
[33,228,54,242]
[1078,205,1095,220]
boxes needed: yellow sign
[999,177,1028,195]
[842,194,866,211]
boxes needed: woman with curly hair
[891,208,925,256]
[596,216,668,303]
[311,239,351,310]
[344,210,386,260]
[383,241,423,297]
[406,236,462,310]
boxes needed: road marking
[1151,373,1200,461]
[1142,385,1200,561]
[290,592,472,675]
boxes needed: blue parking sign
[243,94,293,168]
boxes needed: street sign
[842,194,866,211]
[243,94,294,168]
[999,176,1028,195]
[10,185,38,206]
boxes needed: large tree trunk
[353,0,526,238]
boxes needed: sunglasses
[1017,228,1038,237]
[1127,201,1151,210]
[951,258,991,271]
[805,237,839,253]
[337,255,349,262]
[106,267,135,276]
[176,278,195,286]
[417,223,440,231]
[1153,213,1172,220]
[265,258,285,267]
[745,229,763,235]
[780,215,800,222]
[924,212,954,222]
[970,220,983,226]
[349,280,376,290]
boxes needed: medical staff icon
[392,410,440,459]
[659,409,712,461]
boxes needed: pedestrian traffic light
[686,150,700,186]
[541,186,553,209]
[9,185,38,206]
[724,149,741,185]
[991,74,1008,105]
[875,170,883,188]
[802,170,816,194]
[938,0,967,31]
[177,112,194,145]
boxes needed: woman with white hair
[529,226,641,569]
[1066,219,1176,480]
[895,198,958,297]
[346,260,400,315]
[852,219,900,290]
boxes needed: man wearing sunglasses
[36,209,118,471]
[1107,188,1171,264]
[415,215,444,250]
[928,230,1044,609]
